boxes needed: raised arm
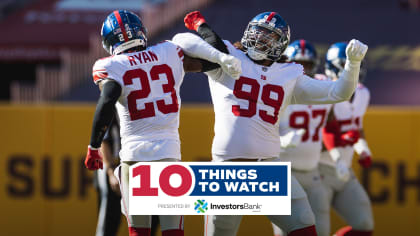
[292,39,368,104]
[172,32,241,79]
[184,11,228,54]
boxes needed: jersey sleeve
[292,60,360,105]
[156,41,185,72]
[92,57,115,85]
[158,41,184,60]
[357,85,371,128]
[291,74,345,105]
[358,85,371,115]
[205,40,239,81]
[223,40,237,54]
[278,107,292,136]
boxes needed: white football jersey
[279,103,332,171]
[320,84,371,167]
[207,41,306,161]
[92,41,185,161]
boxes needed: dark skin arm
[89,80,121,148]
[180,22,232,72]
[183,54,204,72]
[101,139,121,195]
[183,52,223,72]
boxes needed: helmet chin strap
[113,39,145,55]
[247,48,267,61]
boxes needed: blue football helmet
[325,42,367,81]
[101,10,147,55]
[241,12,290,61]
[284,39,319,76]
[325,42,347,79]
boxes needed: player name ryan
[127,50,159,66]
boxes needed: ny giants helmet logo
[260,15,277,27]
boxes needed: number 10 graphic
[132,165,192,197]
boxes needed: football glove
[219,53,242,80]
[280,129,306,149]
[358,151,372,168]
[335,159,350,182]
[354,138,372,168]
[85,145,103,170]
[346,39,368,63]
[341,130,360,145]
[184,11,206,31]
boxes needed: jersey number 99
[232,76,285,125]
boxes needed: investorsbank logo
[194,199,208,213]
[129,162,291,215]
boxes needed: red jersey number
[289,109,327,142]
[123,65,179,121]
[232,76,285,125]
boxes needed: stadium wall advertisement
[0,105,419,236]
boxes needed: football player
[181,11,367,236]
[271,40,332,236]
[94,117,122,236]
[84,10,241,236]
[319,42,374,236]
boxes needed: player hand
[346,39,368,63]
[84,145,103,170]
[219,54,242,80]
[358,151,372,168]
[184,11,206,31]
[341,130,360,145]
[335,159,350,182]
[280,129,306,149]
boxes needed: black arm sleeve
[196,23,229,72]
[197,23,228,54]
[199,59,221,72]
[89,80,122,148]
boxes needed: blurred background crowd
[0,0,419,104]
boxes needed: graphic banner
[128,162,291,215]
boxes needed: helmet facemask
[284,39,319,76]
[330,57,346,78]
[241,24,289,61]
[325,42,349,79]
